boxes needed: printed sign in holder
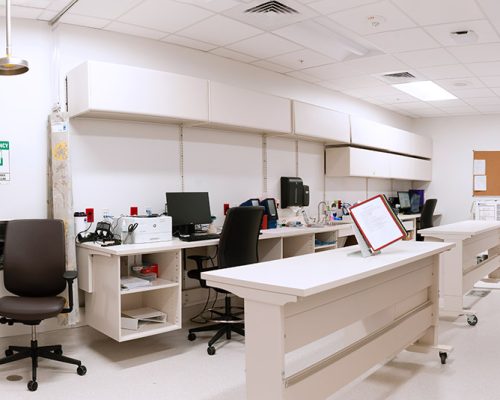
[349,194,407,258]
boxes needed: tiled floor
[0,290,499,399]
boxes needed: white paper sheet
[350,196,404,251]
[474,159,486,175]
[474,175,487,191]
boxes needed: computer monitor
[166,192,212,235]
[397,191,411,211]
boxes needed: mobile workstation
[419,220,500,324]
[203,241,454,400]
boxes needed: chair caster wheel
[27,380,38,391]
[187,332,196,341]
[439,352,448,365]
[207,346,216,356]
[467,315,478,326]
[5,349,13,357]
[77,365,87,376]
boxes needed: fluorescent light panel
[392,81,457,101]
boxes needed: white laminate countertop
[419,220,500,238]
[202,241,454,298]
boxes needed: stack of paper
[120,276,152,290]
[121,307,167,330]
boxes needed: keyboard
[179,233,220,242]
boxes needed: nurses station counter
[203,240,454,400]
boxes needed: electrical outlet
[102,209,110,219]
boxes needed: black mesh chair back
[4,219,66,297]
[217,206,264,269]
[420,199,437,230]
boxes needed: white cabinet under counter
[292,101,350,143]
[67,61,209,124]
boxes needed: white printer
[114,216,172,244]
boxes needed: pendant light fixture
[0,0,28,75]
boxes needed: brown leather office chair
[0,219,86,391]
[187,206,264,355]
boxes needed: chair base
[188,295,244,355]
[0,338,86,391]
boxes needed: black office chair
[0,219,86,391]
[187,206,264,355]
[416,199,438,241]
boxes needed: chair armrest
[61,270,78,314]
[187,255,211,271]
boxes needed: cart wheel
[27,380,38,391]
[207,346,216,356]
[467,314,478,326]
[439,352,448,365]
[187,333,196,341]
[77,365,87,376]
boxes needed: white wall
[412,115,500,224]
[0,19,415,224]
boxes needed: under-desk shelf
[120,321,181,342]
[120,279,179,295]
[314,243,337,251]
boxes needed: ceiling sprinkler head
[367,15,385,28]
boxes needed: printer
[114,216,172,244]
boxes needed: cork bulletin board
[473,151,500,196]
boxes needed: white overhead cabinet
[325,147,432,181]
[350,116,432,159]
[207,82,291,134]
[67,61,209,124]
[292,101,350,144]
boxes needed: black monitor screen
[166,192,212,227]
[410,193,420,214]
[398,192,411,209]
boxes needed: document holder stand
[351,222,380,258]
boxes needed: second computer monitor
[166,192,212,235]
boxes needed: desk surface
[419,220,500,237]
[78,225,348,256]
[202,241,453,298]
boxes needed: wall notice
[0,141,11,183]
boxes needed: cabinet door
[389,153,432,181]
[67,61,209,123]
[209,82,291,134]
[325,147,390,178]
[350,116,432,159]
[293,101,350,143]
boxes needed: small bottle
[207,216,217,234]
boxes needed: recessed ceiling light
[452,81,469,87]
[392,81,457,101]
[450,30,478,45]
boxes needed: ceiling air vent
[377,71,418,84]
[245,1,299,14]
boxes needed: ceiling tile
[428,99,468,107]
[38,10,57,20]
[223,0,317,31]
[413,109,448,117]
[319,75,386,91]
[162,34,217,51]
[118,0,213,33]
[252,60,293,74]
[492,88,500,96]
[175,0,240,12]
[68,0,142,20]
[466,61,500,76]
[473,103,500,113]
[286,70,323,83]
[267,49,335,70]
[176,15,262,47]
[434,77,485,90]
[418,64,473,79]
[479,76,500,87]
[210,47,259,63]
[476,0,500,35]
[342,85,405,98]
[105,22,168,40]
[448,87,495,98]
[393,0,484,25]
[327,1,416,36]
[60,13,110,29]
[0,5,43,18]
[226,33,302,59]
[395,48,458,68]
[392,101,439,111]
[304,54,407,80]
[371,92,418,103]
[465,97,500,105]
[307,0,381,14]
[365,28,439,53]
[47,0,69,11]
[424,20,499,47]
[13,0,51,6]
[448,44,500,63]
